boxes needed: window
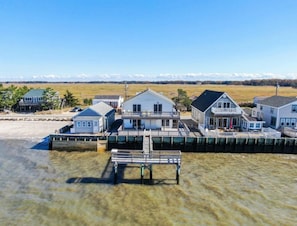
[292,105,297,112]
[133,104,141,112]
[154,104,162,113]
[218,102,222,108]
[286,119,290,126]
[291,119,296,127]
[209,118,214,125]
[271,117,276,126]
[256,123,260,128]
[77,121,81,127]
[232,118,237,126]
[162,119,170,127]
[250,123,254,128]
[82,121,86,127]
[87,121,91,127]
[173,120,178,128]
[260,106,263,110]
[270,108,274,114]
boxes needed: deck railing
[121,111,180,119]
[211,107,242,115]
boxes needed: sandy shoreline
[0,120,71,140]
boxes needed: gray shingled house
[191,90,243,130]
[19,89,45,112]
[92,95,124,110]
[72,102,115,133]
[255,95,297,129]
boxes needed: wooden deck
[111,131,182,184]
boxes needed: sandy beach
[0,120,71,140]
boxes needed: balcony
[121,111,180,119]
[211,107,242,116]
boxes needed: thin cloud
[0,72,296,82]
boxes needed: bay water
[0,139,296,225]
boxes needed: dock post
[149,164,153,183]
[176,164,181,185]
[140,164,144,184]
[114,162,118,184]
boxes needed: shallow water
[0,139,297,226]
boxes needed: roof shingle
[191,90,224,112]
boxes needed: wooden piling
[114,162,118,184]
[140,164,144,184]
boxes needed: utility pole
[124,82,128,100]
[276,82,280,96]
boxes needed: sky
[0,0,297,82]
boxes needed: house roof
[258,95,297,108]
[74,102,114,118]
[23,89,45,98]
[94,95,121,99]
[125,89,175,105]
[191,90,224,112]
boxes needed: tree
[172,89,192,111]
[0,85,31,111]
[41,88,60,110]
[83,98,92,105]
[63,90,79,107]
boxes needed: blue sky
[0,0,296,81]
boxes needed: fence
[108,136,297,154]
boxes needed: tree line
[0,84,80,112]
[6,79,297,87]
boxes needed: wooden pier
[111,131,181,185]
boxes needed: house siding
[73,111,115,134]
[278,103,297,128]
[192,92,242,130]
[122,89,178,130]
[257,104,278,128]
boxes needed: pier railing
[111,149,181,164]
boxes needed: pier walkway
[111,130,181,184]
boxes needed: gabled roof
[74,102,114,118]
[23,89,45,98]
[124,89,175,105]
[258,96,297,108]
[94,95,121,99]
[191,90,224,112]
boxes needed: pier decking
[111,131,181,184]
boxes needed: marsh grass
[5,83,297,105]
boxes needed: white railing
[111,149,181,164]
[122,111,180,118]
[211,107,242,115]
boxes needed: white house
[72,102,115,134]
[92,95,124,110]
[121,89,180,130]
[191,90,243,130]
[255,95,297,129]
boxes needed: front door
[218,118,228,128]
[93,120,99,133]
